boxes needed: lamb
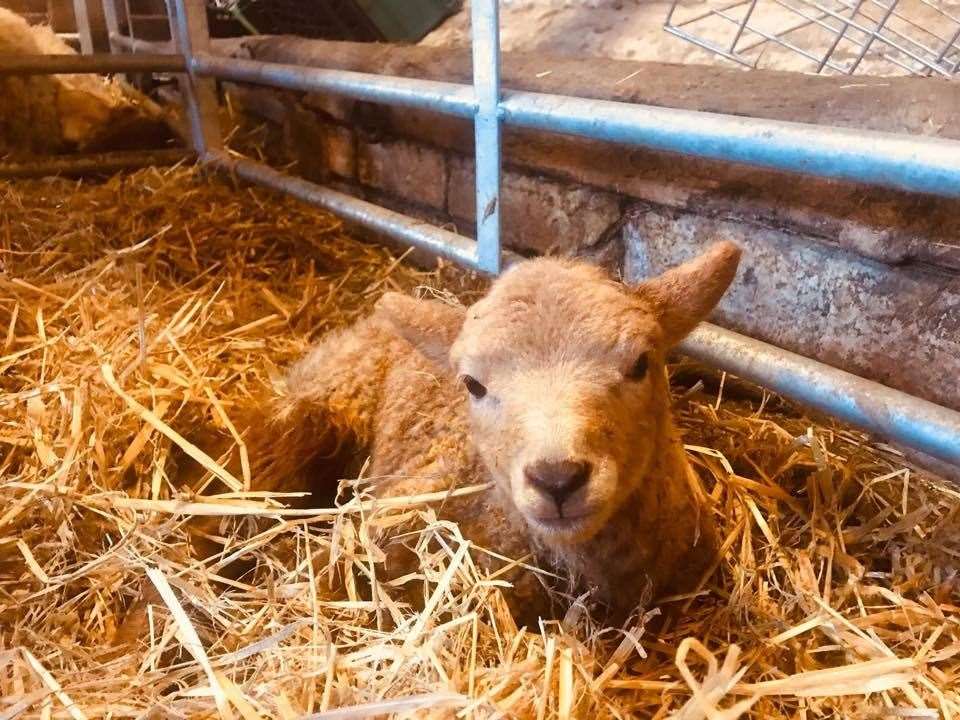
[261,240,742,624]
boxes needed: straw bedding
[2,164,959,719]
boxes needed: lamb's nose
[524,459,592,509]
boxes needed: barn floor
[423,0,960,77]
[2,165,960,719]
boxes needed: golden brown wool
[274,243,741,622]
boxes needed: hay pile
[2,165,959,719]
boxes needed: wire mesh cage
[664,0,960,76]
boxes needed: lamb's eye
[463,375,487,399]
[627,352,649,381]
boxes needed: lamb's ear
[374,292,466,368]
[634,241,741,347]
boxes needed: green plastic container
[353,0,460,42]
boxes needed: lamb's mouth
[530,512,593,533]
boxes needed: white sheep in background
[267,241,741,624]
[0,8,171,156]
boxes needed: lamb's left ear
[374,292,466,368]
[634,241,742,347]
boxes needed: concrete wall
[220,37,960,413]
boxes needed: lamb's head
[377,242,740,545]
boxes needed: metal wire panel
[664,0,960,76]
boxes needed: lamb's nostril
[524,459,592,510]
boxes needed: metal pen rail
[192,53,960,198]
[0,149,191,179]
[0,52,186,75]
[3,0,959,469]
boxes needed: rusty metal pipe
[0,149,192,179]
[0,53,187,75]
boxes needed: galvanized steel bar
[499,90,960,197]
[471,0,503,274]
[681,324,960,467]
[72,0,95,54]
[191,54,478,119]
[194,56,960,197]
[101,0,123,54]
[0,53,186,75]
[166,0,222,156]
[205,151,486,271]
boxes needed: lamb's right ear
[634,241,741,347]
[374,292,466,369]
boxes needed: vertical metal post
[101,0,122,53]
[72,0,95,53]
[471,0,502,275]
[122,0,136,50]
[166,0,222,156]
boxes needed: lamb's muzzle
[524,458,592,515]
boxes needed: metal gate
[3,0,960,470]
